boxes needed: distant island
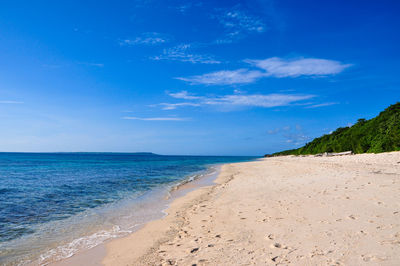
[269,102,400,156]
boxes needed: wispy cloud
[245,57,352,78]
[0,100,24,104]
[268,125,311,145]
[161,91,315,110]
[214,6,265,43]
[176,3,191,13]
[175,2,203,13]
[177,57,351,85]
[305,102,339,108]
[43,62,104,68]
[120,32,169,46]
[219,9,265,32]
[267,128,281,135]
[176,69,264,85]
[168,91,202,100]
[204,94,315,108]
[122,116,187,121]
[78,62,104,67]
[151,44,220,64]
[158,102,201,110]
[284,132,311,145]
[267,125,291,135]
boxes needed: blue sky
[0,0,399,155]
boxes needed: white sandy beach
[102,152,400,265]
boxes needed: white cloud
[245,57,352,78]
[168,91,202,100]
[152,44,220,64]
[305,102,338,108]
[284,132,310,145]
[159,102,201,110]
[158,91,315,110]
[267,125,310,145]
[178,57,351,85]
[120,32,168,46]
[204,94,314,108]
[220,9,265,32]
[0,101,24,104]
[176,3,192,13]
[175,2,203,13]
[214,7,265,43]
[176,69,264,85]
[122,116,187,121]
[267,124,311,146]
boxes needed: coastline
[103,152,400,265]
[102,162,236,265]
[48,164,226,266]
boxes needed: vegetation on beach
[271,102,400,156]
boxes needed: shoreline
[48,164,225,266]
[102,162,235,265]
[103,152,400,265]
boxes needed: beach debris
[315,151,353,157]
[190,247,199,253]
[271,256,279,262]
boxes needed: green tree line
[271,102,400,156]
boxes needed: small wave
[165,165,219,199]
[38,225,134,265]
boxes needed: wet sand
[49,167,221,266]
[104,152,400,265]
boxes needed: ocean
[0,152,256,265]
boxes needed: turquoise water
[0,153,256,265]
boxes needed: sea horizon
[0,152,259,157]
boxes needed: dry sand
[103,152,400,265]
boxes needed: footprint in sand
[362,254,388,262]
[358,230,368,235]
[266,234,275,240]
[165,259,176,265]
[270,243,282,248]
[348,215,357,220]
